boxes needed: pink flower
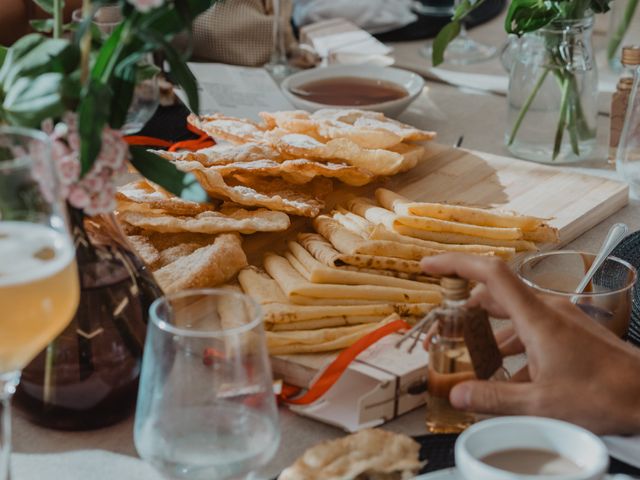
[127,0,163,13]
[43,111,132,216]
[68,185,91,209]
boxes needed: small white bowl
[455,416,609,480]
[280,65,425,118]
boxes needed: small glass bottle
[425,276,506,433]
[615,48,640,197]
[610,46,640,162]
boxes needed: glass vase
[505,17,598,164]
[15,207,162,430]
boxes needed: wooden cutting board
[255,143,628,387]
[244,143,629,264]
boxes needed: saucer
[413,469,621,479]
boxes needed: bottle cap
[621,46,640,66]
[440,275,469,301]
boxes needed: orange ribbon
[124,122,215,151]
[282,318,410,406]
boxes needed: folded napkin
[603,435,640,469]
[12,450,163,480]
[293,0,416,34]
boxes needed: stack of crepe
[157,109,436,218]
[116,180,289,294]
[238,187,558,355]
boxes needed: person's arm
[421,253,640,435]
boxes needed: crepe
[117,207,290,234]
[153,233,247,293]
[365,224,515,259]
[264,253,441,305]
[262,109,436,149]
[266,315,397,355]
[126,234,161,266]
[210,158,374,186]
[266,129,410,176]
[278,428,423,480]
[376,188,559,243]
[188,113,267,143]
[298,233,427,275]
[174,160,330,217]
[313,216,445,261]
[238,267,434,322]
[348,197,524,241]
[286,240,437,291]
[269,316,387,331]
[116,180,214,216]
[155,142,284,167]
[394,224,537,251]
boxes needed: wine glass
[265,0,297,79]
[421,0,497,65]
[0,127,80,480]
[134,289,280,480]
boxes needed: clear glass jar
[615,64,640,197]
[607,0,640,72]
[505,17,598,164]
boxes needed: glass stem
[269,0,287,66]
[0,372,20,480]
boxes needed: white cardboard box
[271,333,429,432]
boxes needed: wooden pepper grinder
[610,46,640,163]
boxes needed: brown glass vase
[15,206,162,430]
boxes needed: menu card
[176,63,294,121]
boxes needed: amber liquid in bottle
[425,297,477,433]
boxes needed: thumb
[450,380,532,415]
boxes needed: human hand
[421,253,640,435]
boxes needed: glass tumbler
[517,251,636,337]
[134,289,280,480]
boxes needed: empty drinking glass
[517,250,636,337]
[134,289,280,480]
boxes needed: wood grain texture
[244,143,629,265]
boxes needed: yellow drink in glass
[0,222,79,373]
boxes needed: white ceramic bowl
[455,416,609,480]
[280,65,425,118]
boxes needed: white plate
[280,65,424,118]
[413,469,624,480]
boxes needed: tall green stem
[53,0,63,39]
[553,76,571,160]
[607,0,639,60]
[508,67,551,146]
[80,0,92,84]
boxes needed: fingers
[421,254,546,336]
[510,365,531,382]
[498,332,525,357]
[449,380,533,415]
[468,284,510,319]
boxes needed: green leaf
[504,0,560,36]
[33,0,55,14]
[0,34,46,86]
[432,21,461,67]
[78,80,112,175]
[2,72,65,127]
[109,63,136,128]
[0,47,8,71]
[91,21,125,80]
[3,38,79,90]
[137,29,198,112]
[129,147,187,197]
[30,19,55,33]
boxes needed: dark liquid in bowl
[292,77,409,106]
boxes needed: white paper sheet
[177,63,294,121]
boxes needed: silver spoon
[571,222,628,304]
